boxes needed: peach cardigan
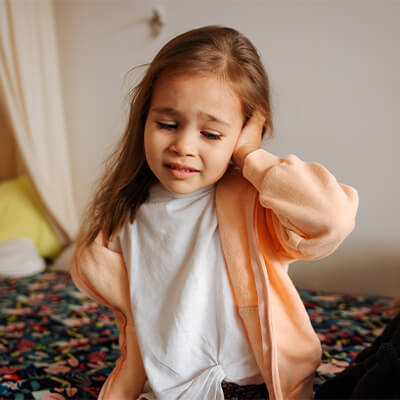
[70,149,359,400]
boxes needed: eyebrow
[151,107,232,128]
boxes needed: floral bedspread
[0,271,393,399]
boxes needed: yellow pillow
[0,176,62,259]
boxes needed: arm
[70,236,147,398]
[243,149,359,260]
[233,112,359,261]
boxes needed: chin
[160,180,208,195]
[164,185,198,194]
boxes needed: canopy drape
[0,0,78,244]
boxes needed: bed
[0,270,393,399]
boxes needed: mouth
[164,162,200,173]
[164,162,200,179]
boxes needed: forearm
[242,149,359,260]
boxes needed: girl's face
[144,72,244,194]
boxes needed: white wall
[54,0,400,296]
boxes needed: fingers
[242,110,266,134]
[233,110,266,169]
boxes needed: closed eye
[202,131,221,140]
[157,122,177,130]
[157,121,221,140]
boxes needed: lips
[164,162,199,172]
[164,162,200,179]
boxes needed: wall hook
[149,8,165,37]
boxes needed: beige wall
[54,0,399,296]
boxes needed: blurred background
[1,0,399,296]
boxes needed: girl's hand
[232,111,265,169]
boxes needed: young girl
[71,26,359,400]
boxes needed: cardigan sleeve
[242,149,359,261]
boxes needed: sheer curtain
[0,0,77,244]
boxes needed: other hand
[232,111,265,169]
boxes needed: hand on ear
[232,111,265,169]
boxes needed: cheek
[143,128,150,158]
[210,142,236,169]
[223,134,240,158]
[143,124,156,164]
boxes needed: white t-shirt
[119,183,262,399]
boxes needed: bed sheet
[0,271,393,399]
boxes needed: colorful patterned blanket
[0,271,393,399]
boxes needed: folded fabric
[0,237,46,277]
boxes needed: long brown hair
[78,25,274,249]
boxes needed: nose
[168,128,197,157]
